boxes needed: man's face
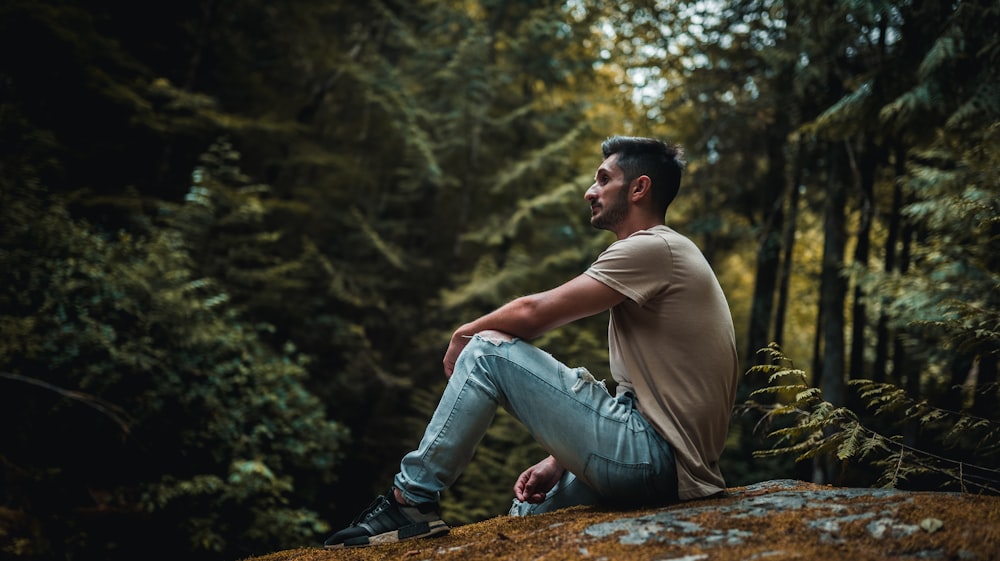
[585,154,630,232]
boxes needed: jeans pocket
[582,453,655,506]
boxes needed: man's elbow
[507,294,552,339]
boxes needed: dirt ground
[244,481,1000,561]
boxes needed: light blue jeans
[393,332,678,514]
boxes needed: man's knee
[475,330,515,345]
[454,330,516,370]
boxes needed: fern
[747,344,1000,494]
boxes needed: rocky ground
[245,479,1000,561]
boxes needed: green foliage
[0,164,347,560]
[6,0,633,544]
[748,345,1000,494]
[747,346,861,463]
[854,115,1000,387]
[906,133,999,352]
[362,0,626,523]
[881,0,999,137]
[5,0,996,557]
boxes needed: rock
[248,480,1000,561]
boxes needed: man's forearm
[451,295,547,342]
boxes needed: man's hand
[514,456,566,504]
[443,333,471,378]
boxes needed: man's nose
[584,184,597,200]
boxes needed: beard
[590,186,629,231]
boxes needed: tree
[0,165,347,560]
[749,0,999,487]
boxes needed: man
[324,136,739,549]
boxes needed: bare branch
[1,372,133,437]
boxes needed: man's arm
[513,455,565,503]
[442,273,624,377]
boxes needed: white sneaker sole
[325,520,450,549]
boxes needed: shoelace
[349,494,390,526]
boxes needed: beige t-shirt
[584,225,739,500]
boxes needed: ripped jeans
[393,332,678,514]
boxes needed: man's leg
[394,331,676,507]
[325,332,676,547]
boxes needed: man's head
[586,136,685,238]
[600,136,685,218]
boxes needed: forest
[0,0,997,560]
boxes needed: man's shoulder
[604,229,671,258]
[645,225,694,242]
[614,226,693,253]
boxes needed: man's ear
[630,175,652,201]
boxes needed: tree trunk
[848,137,878,381]
[773,145,804,348]
[874,143,906,383]
[745,135,788,367]
[820,143,849,406]
[894,213,913,387]
[814,142,849,484]
[896,209,917,446]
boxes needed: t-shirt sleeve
[584,233,673,307]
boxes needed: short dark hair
[601,136,685,216]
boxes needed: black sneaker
[323,489,450,549]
